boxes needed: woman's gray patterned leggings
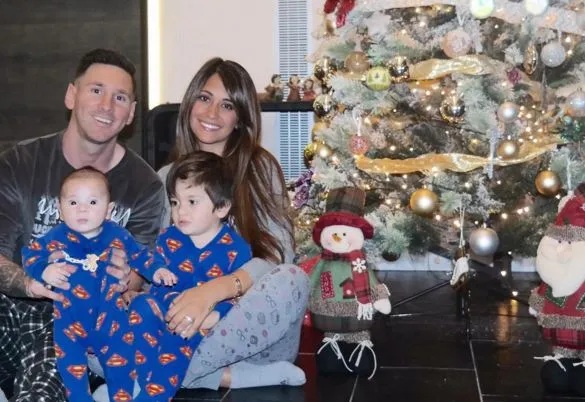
[89,264,309,389]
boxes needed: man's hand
[153,268,178,286]
[107,248,131,293]
[25,276,64,302]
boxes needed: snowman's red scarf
[321,249,372,305]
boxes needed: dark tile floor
[173,269,585,402]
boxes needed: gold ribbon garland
[409,55,503,80]
[355,137,561,175]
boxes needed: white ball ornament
[469,0,495,19]
[497,102,520,123]
[524,0,549,16]
[567,90,585,117]
[540,42,566,68]
[441,29,473,59]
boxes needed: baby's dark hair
[60,167,111,200]
[166,151,233,211]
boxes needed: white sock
[230,361,306,388]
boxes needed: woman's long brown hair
[174,58,293,263]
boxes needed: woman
[156,58,309,390]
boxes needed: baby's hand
[153,268,178,286]
[42,261,74,290]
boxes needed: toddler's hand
[153,268,178,286]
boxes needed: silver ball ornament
[441,29,472,59]
[524,0,549,15]
[496,139,519,159]
[440,95,466,124]
[313,94,336,117]
[541,42,566,68]
[567,90,585,117]
[497,102,520,123]
[469,227,499,256]
[387,56,410,82]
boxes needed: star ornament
[352,258,367,273]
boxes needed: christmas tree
[293,0,585,265]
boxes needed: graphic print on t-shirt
[32,195,131,239]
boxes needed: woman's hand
[166,284,218,339]
[106,248,131,293]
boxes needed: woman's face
[190,73,238,156]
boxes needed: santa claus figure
[306,187,391,379]
[530,185,585,395]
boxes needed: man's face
[58,177,113,238]
[65,63,136,145]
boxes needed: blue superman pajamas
[127,224,251,401]
[23,220,164,402]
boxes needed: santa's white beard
[536,235,585,297]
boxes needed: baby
[22,167,171,402]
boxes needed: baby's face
[59,177,111,238]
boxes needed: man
[0,48,164,401]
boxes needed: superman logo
[145,383,165,397]
[67,364,87,380]
[158,353,176,365]
[100,345,109,355]
[99,251,109,261]
[156,245,164,255]
[61,296,71,309]
[106,354,128,367]
[55,343,65,359]
[46,240,66,252]
[143,332,158,347]
[169,375,179,387]
[63,328,76,342]
[116,296,125,310]
[227,250,238,265]
[146,298,164,321]
[199,328,210,337]
[72,285,90,299]
[218,232,233,245]
[23,255,39,268]
[135,350,146,365]
[129,369,137,380]
[179,346,193,359]
[109,321,120,337]
[166,238,182,252]
[131,251,141,260]
[29,240,42,251]
[53,307,61,320]
[178,259,193,273]
[129,311,143,325]
[96,312,107,331]
[70,322,88,338]
[122,332,135,345]
[105,284,117,301]
[109,238,125,250]
[206,264,223,278]
[113,389,132,402]
[199,250,212,262]
[145,256,154,268]
[66,232,80,243]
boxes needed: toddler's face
[59,177,112,238]
[170,180,228,243]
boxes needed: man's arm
[0,254,28,297]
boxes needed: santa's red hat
[312,187,373,247]
[548,193,585,241]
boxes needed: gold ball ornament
[344,51,371,77]
[469,227,499,256]
[535,170,562,197]
[566,90,585,117]
[409,188,439,216]
[303,141,319,165]
[439,95,466,124]
[366,66,392,91]
[313,94,336,117]
[496,139,519,160]
[523,42,538,75]
[313,57,337,83]
[441,29,472,59]
[387,56,410,83]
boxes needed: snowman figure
[530,186,585,396]
[306,187,391,379]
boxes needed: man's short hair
[74,48,137,96]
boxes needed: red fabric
[298,254,321,275]
[542,328,585,349]
[323,0,340,13]
[540,282,585,349]
[555,197,585,227]
[312,211,373,247]
[321,249,365,262]
[335,0,355,27]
